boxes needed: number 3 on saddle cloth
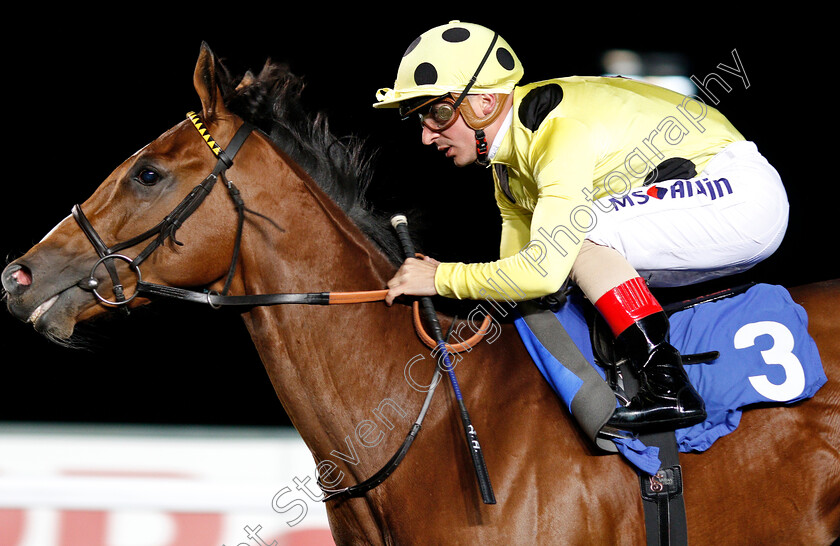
[514,283,827,475]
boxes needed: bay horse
[3,43,839,545]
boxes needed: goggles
[400,94,462,132]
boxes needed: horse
[3,43,838,545]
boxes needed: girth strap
[638,432,687,546]
[621,369,688,546]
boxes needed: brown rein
[329,289,493,354]
[412,300,492,353]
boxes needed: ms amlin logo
[610,177,734,210]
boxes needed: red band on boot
[595,277,663,337]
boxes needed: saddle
[523,282,827,546]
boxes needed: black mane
[215,58,403,265]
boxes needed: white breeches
[586,141,789,287]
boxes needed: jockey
[375,21,789,433]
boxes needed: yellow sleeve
[435,118,594,301]
[497,185,532,259]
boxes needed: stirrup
[598,425,637,441]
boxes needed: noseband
[72,112,256,306]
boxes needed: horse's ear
[193,42,229,122]
[236,70,256,91]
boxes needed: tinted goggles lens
[421,100,459,131]
[400,95,461,131]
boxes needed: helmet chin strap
[474,128,490,166]
[456,97,505,166]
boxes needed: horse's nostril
[2,263,32,295]
[13,267,32,286]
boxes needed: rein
[71,111,492,501]
[136,281,491,353]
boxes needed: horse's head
[2,44,258,342]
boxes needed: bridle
[72,112,259,307]
[73,112,389,309]
[70,110,492,502]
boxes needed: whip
[390,214,496,505]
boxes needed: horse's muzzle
[2,251,105,340]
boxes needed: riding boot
[607,311,707,431]
[594,277,707,432]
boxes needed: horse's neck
[234,165,418,477]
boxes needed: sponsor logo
[609,177,733,210]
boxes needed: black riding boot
[607,311,706,432]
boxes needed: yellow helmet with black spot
[374,21,524,111]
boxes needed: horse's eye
[136,168,161,186]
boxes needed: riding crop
[390,214,496,505]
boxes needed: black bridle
[73,112,258,307]
[69,111,450,503]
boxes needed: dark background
[1,12,832,427]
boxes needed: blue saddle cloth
[514,283,827,475]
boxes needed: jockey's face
[419,96,483,167]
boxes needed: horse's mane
[214,58,404,265]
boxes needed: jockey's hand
[386,256,440,306]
